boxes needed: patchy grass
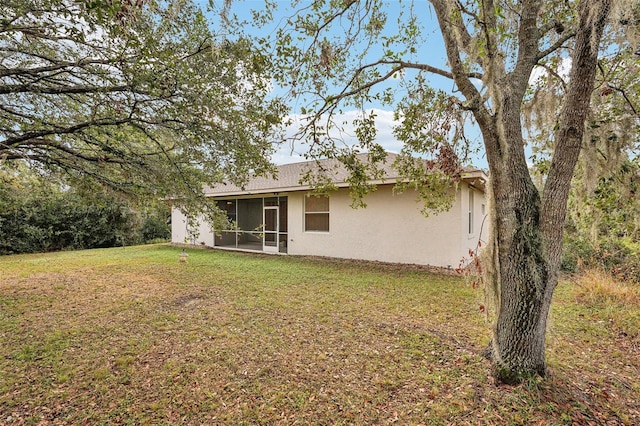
[0,245,638,425]
[574,269,640,307]
[571,269,640,340]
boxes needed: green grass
[1,244,638,425]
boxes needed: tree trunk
[489,165,549,383]
[482,97,550,383]
[431,0,611,383]
[484,0,613,384]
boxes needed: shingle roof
[204,152,486,196]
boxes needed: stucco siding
[171,208,188,244]
[287,185,472,267]
[170,207,214,246]
[171,183,488,268]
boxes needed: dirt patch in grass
[0,245,638,425]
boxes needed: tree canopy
[0,0,287,214]
[239,0,638,382]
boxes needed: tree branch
[536,31,576,62]
[479,0,499,65]
[1,117,132,148]
[429,0,487,117]
[510,0,543,96]
[388,59,483,80]
[453,0,476,49]
[610,85,640,118]
[16,138,129,164]
[542,0,613,262]
[0,83,132,96]
[0,57,119,79]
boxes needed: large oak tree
[0,0,286,216]
[250,0,634,382]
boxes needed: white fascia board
[203,179,395,198]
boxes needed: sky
[199,1,488,168]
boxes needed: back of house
[171,154,488,268]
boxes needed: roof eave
[203,179,400,198]
[461,170,489,191]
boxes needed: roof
[205,153,487,197]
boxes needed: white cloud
[270,107,489,168]
[530,57,572,87]
[271,108,401,164]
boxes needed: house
[171,154,488,268]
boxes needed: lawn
[1,244,638,425]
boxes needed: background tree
[525,11,640,281]
[243,0,633,382]
[0,165,171,254]
[0,0,287,219]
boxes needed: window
[305,195,329,232]
[468,189,474,235]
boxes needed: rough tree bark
[433,0,612,382]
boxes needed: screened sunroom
[213,196,288,253]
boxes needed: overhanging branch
[0,57,120,79]
[0,83,132,96]
[1,117,132,148]
[536,31,576,62]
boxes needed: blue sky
[199,1,488,168]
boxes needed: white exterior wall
[171,208,188,243]
[170,207,214,246]
[170,183,488,268]
[287,184,485,268]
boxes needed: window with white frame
[305,195,329,232]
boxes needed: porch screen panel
[238,198,262,231]
[215,231,237,248]
[263,207,278,249]
[279,198,288,233]
[264,197,278,207]
[213,196,289,252]
[216,200,236,229]
[237,198,263,250]
[279,197,288,253]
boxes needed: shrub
[0,173,143,254]
[140,214,170,243]
[562,235,640,283]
